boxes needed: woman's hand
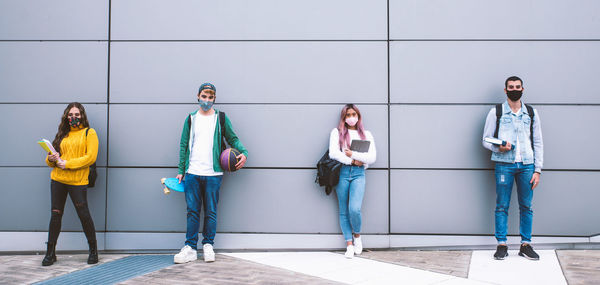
[352,160,363,166]
[48,152,60,162]
[344,149,353,157]
[235,154,247,170]
[56,159,66,169]
[176,174,184,183]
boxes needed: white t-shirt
[187,112,223,176]
[512,109,522,163]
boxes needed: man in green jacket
[174,83,248,264]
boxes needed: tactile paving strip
[35,255,175,285]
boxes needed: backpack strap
[219,111,227,151]
[493,104,502,138]
[525,104,535,151]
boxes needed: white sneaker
[174,245,197,264]
[353,236,363,255]
[345,245,354,258]
[203,244,215,262]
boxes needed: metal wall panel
[106,168,388,234]
[0,0,108,40]
[111,0,386,40]
[390,0,600,40]
[391,170,499,235]
[0,42,108,103]
[390,105,600,170]
[390,41,600,104]
[535,106,600,170]
[109,42,387,104]
[109,104,388,168]
[391,170,600,236]
[0,168,107,231]
[0,104,108,167]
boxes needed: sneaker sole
[174,256,197,264]
[518,252,539,260]
[494,253,508,260]
[204,255,215,262]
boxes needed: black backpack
[85,128,98,188]
[315,150,342,195]
[494,104,535,151]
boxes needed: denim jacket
[482,101,544,173]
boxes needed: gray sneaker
[518,243,540,260]
[494,244,508,260]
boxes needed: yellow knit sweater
[45,127,99,186]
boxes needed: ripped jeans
[48,180,96,244]
[494,162,535,244]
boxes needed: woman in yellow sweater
[42,102,99,266]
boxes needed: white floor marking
[223,252,490,285]
[468,250,567,285]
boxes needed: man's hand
[499,142,512,152]
[530,172,541,190]
[176,174,184,183]
[344,149,353,157]
[235,154,247,170]
[352,160,363,166]
[57,159,66,169]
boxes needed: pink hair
[338,104,366,150]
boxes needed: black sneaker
[494,244,508,260]
[519,243,540,260]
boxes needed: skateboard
[161,177,185,195]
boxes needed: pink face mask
[345,117,358,127]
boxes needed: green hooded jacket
[178,108,248,174]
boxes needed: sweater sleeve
[178,116,191,175]
[45,156,56,168]
[223,114,248,158]
[65,128,99,169]
[351,131,376,165]
[329,128,352,165]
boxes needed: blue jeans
[494,162,535,244]
[336,165,366,241]
[184,173,223,249]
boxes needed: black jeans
[48,180,96,244]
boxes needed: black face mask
[68,117,81,128]
[507,90,522,101]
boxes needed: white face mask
[345,117,358,127]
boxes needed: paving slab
[122,254,340,285]
[359,250,472,278]
[556,250,600,285]
[224,252,488,285]
[468,250,567,285]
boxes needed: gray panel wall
[0,43,108,103]
[0,0,108,40]
[110,42,387,104]
[111,0,387,40]
[390,0,600,39]
[1,1,599,249]
[390,41,600,104]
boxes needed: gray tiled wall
[1,1,598,247]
